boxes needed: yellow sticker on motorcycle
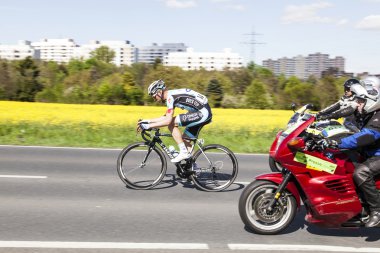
[294,152,337,174]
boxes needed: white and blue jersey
[166,88,208,111]
[166,88,212,138]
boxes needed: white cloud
[336,18,348,26]
[210,0,245,11]
[281,2,333,24]
[356,15,380,30]
[210,0,232,2]
[362,0,380,2]
[164,0,197,8]
[223,4,245,11]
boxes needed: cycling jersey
[166,88,212,138]
[166,88,208,111]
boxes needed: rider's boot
[365,211,380,228]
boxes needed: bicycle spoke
[117,142,167,190]
[191,144,238,191]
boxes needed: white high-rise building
[137,43,187,64]
[0,40,39,60]
[31,38,77,63]
[74,40,136,66]
[164,48,244,71]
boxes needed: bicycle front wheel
[191,144,238,192]
[117,142,167,190]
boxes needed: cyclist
[137,80,212,163]
[317,78,362,132]
[322,90,380,227]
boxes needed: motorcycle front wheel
[238,180,297,235]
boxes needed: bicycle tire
[117,142,167,190]
[191,144,238,192]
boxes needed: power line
[241,28,265,64]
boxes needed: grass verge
[0,123,279,153]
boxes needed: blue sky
[1,0,380,74]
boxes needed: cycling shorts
[175,104,212,138]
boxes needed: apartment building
[74,40,136,66]
[137,43,187,64]
[0,40,39,60]
[164,48,244,71]
[263,52,345,79]
[0,39,244,70]
[31,38,77,63]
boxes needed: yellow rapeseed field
[1,101,293,132]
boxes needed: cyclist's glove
[137,122,150,132]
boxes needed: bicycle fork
[140,145,155,168]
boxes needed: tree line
[0,46,351,110]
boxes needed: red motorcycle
[268,104,351,172]
[239,108,376,234]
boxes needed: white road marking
[0,242,379,252]
[0,241,208,249]
[228,244,380,252]
[0,175,47,179]
[235,181,251,185]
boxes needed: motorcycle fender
[256,173,301,207]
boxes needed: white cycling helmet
[148,80,166,96]
[352,83,380,113]
[362,76,380,96]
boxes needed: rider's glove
[137,122,151,132]
[321,139,339,150]
[316,113,329,121]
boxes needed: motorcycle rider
[362,76,380,97]
[317,78,362,132]
[322,89,380,227]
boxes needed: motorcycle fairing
[293,151,337,174]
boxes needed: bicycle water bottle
[168,145,179,158]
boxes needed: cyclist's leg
[168,117,183,145]
[168,115,194,162]
[182,106,212,150]
[171,106,212,162]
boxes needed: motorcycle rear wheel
[239,180,297,235]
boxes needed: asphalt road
[0,145,380,253]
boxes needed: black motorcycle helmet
[343,78,360,91]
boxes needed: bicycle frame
[141,128,211,179]
[142,128,204,160]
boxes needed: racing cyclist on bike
[137,80,212,163]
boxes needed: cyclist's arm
[148,115,168,123]
[148,108,175,128]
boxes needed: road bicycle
[117,128,238,192]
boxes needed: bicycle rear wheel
[117,142,167,190]
[191,144,238,192]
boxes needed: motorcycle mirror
[287,137,305,150]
